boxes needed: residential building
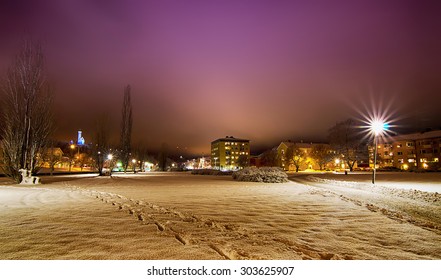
[371,130,441,170]
[211,136,250,170]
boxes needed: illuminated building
[77,130,85,146]
[370,130,441,170]
[211,136,250,170]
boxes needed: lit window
[434,158,439,162]
[408,159,415,163]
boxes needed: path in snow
[1,173,440,259]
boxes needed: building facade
[211,136,250,170]
[370,130,441,170]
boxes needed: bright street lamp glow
[107,154,113,160]
[371,120,387,135]
[369,119,390,185]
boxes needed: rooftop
[211,136,250,143]
[385,130,441,142]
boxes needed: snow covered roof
[388,130,441,142]
[211,136,250,143]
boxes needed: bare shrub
[191,169,232,176]
[233,167,288,183]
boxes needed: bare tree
[260,149,279,167]
[310,144,333,170]
[158,142,169,171]
[0,40,54,182]
[133,142,149,172]
[286,144,305,172]
[43,140,63,176]
[77,152,92,171]
[237,154,249,169]
[120,85,133,172]
[92,115,111,176]
[328,118,366,172]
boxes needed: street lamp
[69,144,77,171]
[371,120,388,184]
[132,159,137,173]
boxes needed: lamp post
[371,120,387,185]
[132,159,137,173]
[69,144,76,171]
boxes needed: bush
[191,169,233,176]
[232,167,288,183]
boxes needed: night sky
[1,0,440,155]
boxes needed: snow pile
[233,167,288,183]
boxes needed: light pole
[70,144,75,171]
[132,159,137,173]
[371,120,387,185]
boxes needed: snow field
[1,172,440,260]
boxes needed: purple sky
[1,0,440,155]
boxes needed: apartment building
[211,136,250,170]
[372,130,441,170]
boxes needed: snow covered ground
[309,171,441,193]
[0,172,440,260]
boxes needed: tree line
[258,119,368,172]
[0,40,156,182]
[0,41,369,182]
